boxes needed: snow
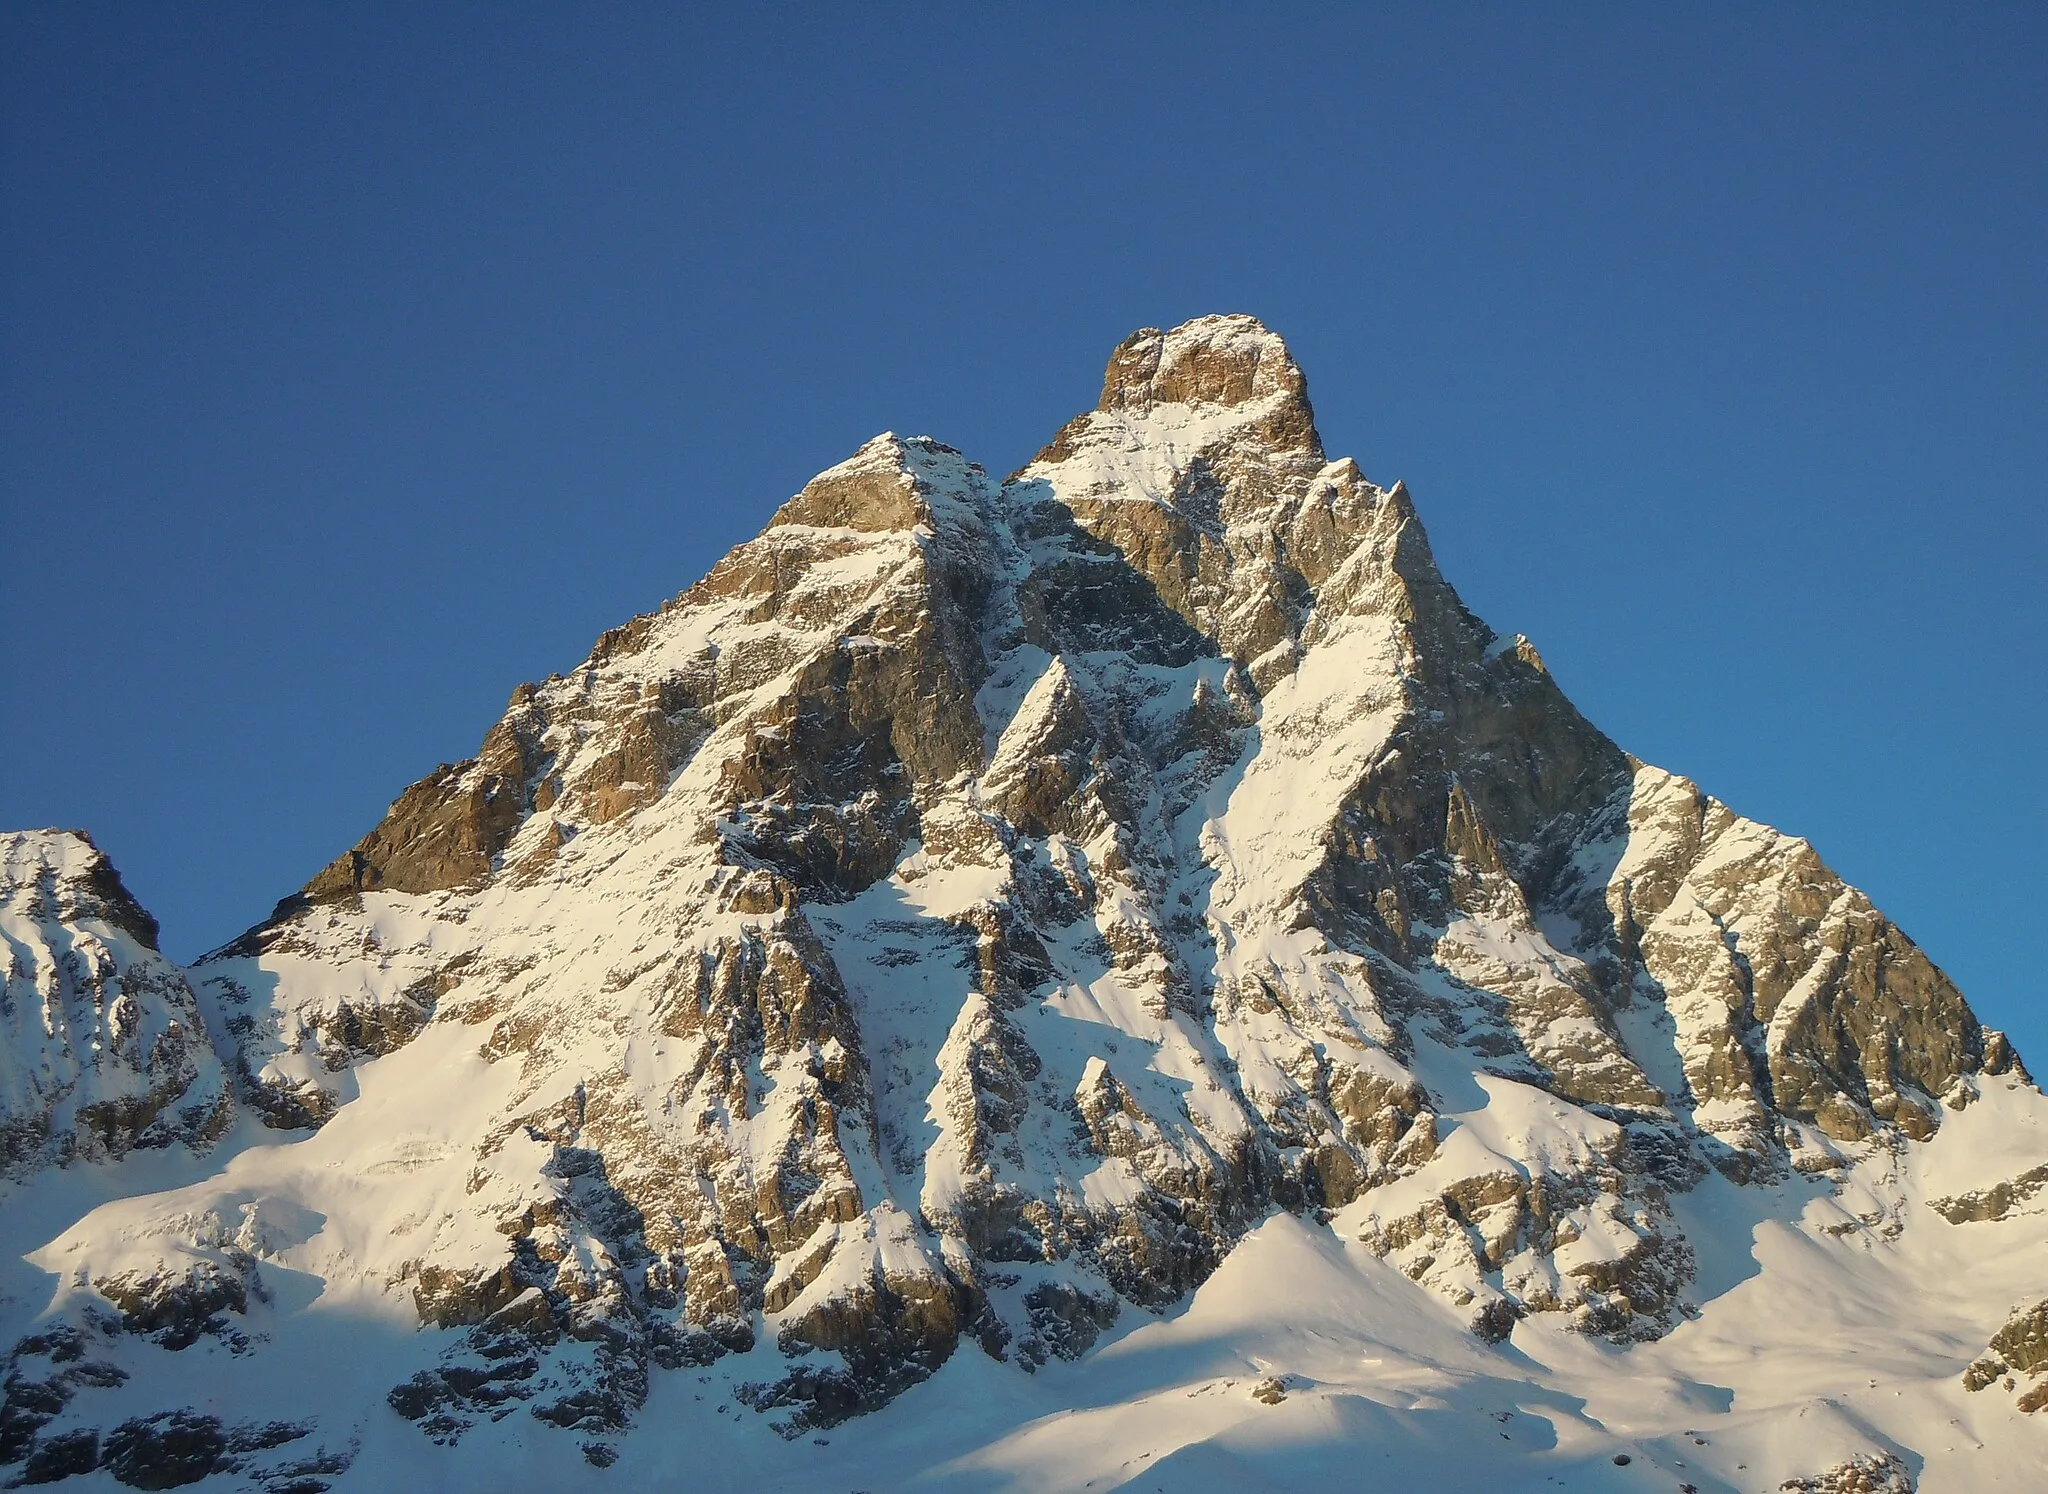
[1189,606,1411,925]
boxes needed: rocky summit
[2,316,2043,1492]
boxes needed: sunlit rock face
[1,319,2036,1489]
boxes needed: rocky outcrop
[1779,1452,1916,1493]
[0,1324,128,1469]
[0,831,231,1176]
[1963,1300,2048,1409]
[1930,1162,2048,1224]
[1551,765,2012,1176]
[0,1316,341,1490]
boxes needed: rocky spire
[1018,315,1379,683]
[1092,314,1322,457]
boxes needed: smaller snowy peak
[0,827,91,875]
[1,829,162,952]
[770,432,993,535]
[279,431,1004,913]
[0,829,231,1176]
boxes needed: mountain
[2,316,2043,1493]
[0,830,230,1175]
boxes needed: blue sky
[3,5,2043,1057]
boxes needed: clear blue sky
[3,6,2043,1058]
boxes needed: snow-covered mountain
[1,831,229,1176]
[3,316,2043,1492]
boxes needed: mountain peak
[770,432,988,533]
[3,827,161,953]
[1025,315,1323,483]
[1098,314,1307,419]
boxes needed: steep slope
[0,316,2040,1492]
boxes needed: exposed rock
[1020,315,1332,677]
[301,695,552,900]
[1778,1450,1916,1493]
[16,1425,98,1483]
[0,1325,129,1470]
[2007,1303,2048,1368]
[1929,1163,2048,1224]
[100,1411,229,1489]
[1013,1280,1119,1367]
[94,1254,260,1352]
[1963,1300,2048,1405]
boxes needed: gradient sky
[3,6,2043,1058]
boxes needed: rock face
[0,831,230,1175]
[1965,1300,2048,1411]
[0,317,2041,1487]
[1779,1451,1917,1493]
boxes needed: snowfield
[7,1076,2045,1490]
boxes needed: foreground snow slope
[2,317,2041,1492]
[6,1058,2041,1491]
